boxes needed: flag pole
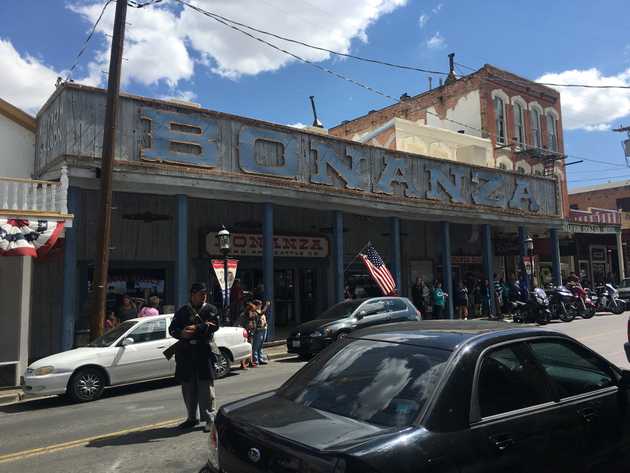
[343,241,371,274]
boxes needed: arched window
[530,106,542,149]
[513,102,525,146]
[494,96,506,144]
[547,112,558,152]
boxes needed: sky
[1,0,629,189]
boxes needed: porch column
[390,217,401,294]
[550,228,562,285]
[617,230,626,282]
[441,221,454,319]
[518,226,528,259]
[61,187,78,350]
[175,194,188,308]
[482,224,496,316]
[17,257,32,385]
[263,203,275,338]
[333,211,344,303]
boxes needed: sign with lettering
[451,256,482,265]
[563,222,620,235]
[206,233,329,258]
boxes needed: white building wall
[424,90,483,138]
[0,113,35,178]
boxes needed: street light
[524,235,534,290]
[216,227,231,321]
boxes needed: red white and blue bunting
[0,219,65,257]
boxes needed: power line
[174,0,449,76]
[568,174,630,183]
[65,0,114,82]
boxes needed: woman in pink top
[138,296,160,317]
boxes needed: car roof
[349,320,564,351]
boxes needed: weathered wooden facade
[32,83,564,353]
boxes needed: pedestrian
[241,302,257,368]
[168,283,220,432]
[138,295,160,317]
[230,279,245,326]
[252,300,268,366]
[455,281,469,320]
[432,281,446,319]
[116,294,137,322]
[104,312,118,330]
[411,277,426,316]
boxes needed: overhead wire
[65,0,114,82]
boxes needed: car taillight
[243,329,249,341]
[627,318,630,343]
[416,309,422,320]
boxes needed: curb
[0,392,22,406]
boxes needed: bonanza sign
[206,233,329,258]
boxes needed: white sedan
[23,314,251,402]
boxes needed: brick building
[569,180,630,281]
[329,63,569,216]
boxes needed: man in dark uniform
[169,283,219,432]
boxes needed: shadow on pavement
[274,357,306,364]
[87,424,203,448]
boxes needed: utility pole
[90,0,127,339]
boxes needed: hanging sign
[211,259,239,291]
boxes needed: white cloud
[287,122,307,129]
[159,89,198,103]
[432,3,443,14]
[0,39,61,113]
[426,32,446,49]
[418,13,429,28]
[72,0,408,82]
[536,68,630,131]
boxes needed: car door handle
[156,346,166,349]
[489,434,514,452]
[578,407,599,423]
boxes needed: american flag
[359,244,397,296]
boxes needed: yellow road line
[0,417,184,464]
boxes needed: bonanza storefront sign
[206,233,329,258]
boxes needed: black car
[205,321,630,473]
[286,297,420,358]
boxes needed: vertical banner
[211,259,239,305]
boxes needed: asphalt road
[0,312,628,473]
[0,358,306,473]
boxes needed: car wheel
[214,350,231,380]
[336,331,349,341]
[69,367,105,403]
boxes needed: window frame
[546,112,558,152]
[513,102,525,146]
[127,318,168,344]
[493,96,507,145]
[530,107,542,149]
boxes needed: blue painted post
[482,224,496,316]
[61,187,78,350]
[176,194,188,308]
[518,226,528,259]
[263,203,275,339]
[441,221,454,319]
[550,228,562,286]
[333,211,344,303]
[391,217,401,294]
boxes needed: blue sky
[1,0,629,188]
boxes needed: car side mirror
[620,370,630,389]
[121,337,135,347]
[356,310,366,320]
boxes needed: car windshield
[278,339,451,427]
[317,300,364,320]
[87,321,137,347]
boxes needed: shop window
[494,96,506,144]
[547,113,558,152]
[513,103,525,146]
[531,108,542,148]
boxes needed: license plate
[291,340,301,348]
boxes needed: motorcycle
[513,288,552,325]
[545,285,576,322]
[594,284,626,315]
[567,283,596,319]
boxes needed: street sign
[211,259,239,291]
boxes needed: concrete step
[0,389,23,406]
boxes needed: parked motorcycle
[593,284,626,315]
[545,285,576,322]
[567,283,596,319]
[513,288,552,325]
